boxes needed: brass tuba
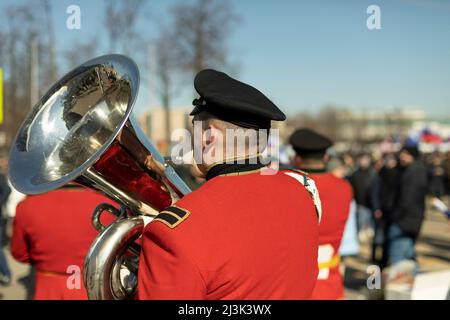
[8,54,191,300]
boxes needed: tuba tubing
[84,216,145,300]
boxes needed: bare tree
[169,0,239,76]
[156,39,173,149]
[288,106,341,142]
[150,0,238,149]
[288,112,318,130]
[104,0,146,55]
[316,106,340,142]
[104,0,121,52]
[0,1,45,150]
[152,29,181,149]
[0,31,5,65]
[42,0,58,88]
[0,0,56,148]
[63,38,99,67]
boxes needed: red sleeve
[137,222,206,300]
[10,202,31,263]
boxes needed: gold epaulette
[153,205,191,229]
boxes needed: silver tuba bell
[8,54,191,300]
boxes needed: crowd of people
[329,147,450,271]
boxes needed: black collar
[60,184,83,190]
[206,157,266,181]
[299,167,327,174]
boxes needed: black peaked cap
[191,69,286,129]
[289,128,333,154]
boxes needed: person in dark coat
[349,154,376,241]
[443,151,450,195]
[0,161,12,286]
[384,145,428,266]
[427,153,447,199]
[371,154,397,268]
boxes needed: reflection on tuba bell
[8,54,192,300]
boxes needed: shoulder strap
[153,205,191,229]
[284,170,323,223]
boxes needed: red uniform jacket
[137,168,320,300]
[11,187,115,300]
[308,172,353,300]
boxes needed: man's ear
[204,123,218,146]
[202,123,223,166]
[323,154,329,163]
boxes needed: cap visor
[190,105,202,116]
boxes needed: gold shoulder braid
[154,205,191,229]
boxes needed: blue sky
[1,0,449,117]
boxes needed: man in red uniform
[289,128,353,300]
[11,185,115,299]
[137,69,322,299]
